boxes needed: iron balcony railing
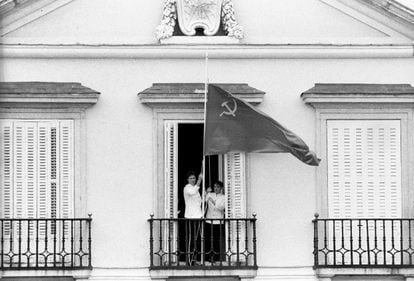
[313,214,414,268]
[0,216,92,270]
[148,215,257,269]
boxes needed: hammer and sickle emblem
[220,99,237,117]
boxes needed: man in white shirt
[183,171,203,265]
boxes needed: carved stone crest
[156,0,243,41]
[176,0,223,36]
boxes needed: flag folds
[204,85,320,166]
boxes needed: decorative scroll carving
[156,0,177,41]
[156,0,244,41]
[221,0,243,40]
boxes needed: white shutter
[0,120,75,219]
[224,152,246,219]
[327,120,402,265]
[224,152,246,263]
[327,120,402,219]
[37,122,53,220]
[164,122,178,219]
[0,121,13,220]
[164,121,178,264]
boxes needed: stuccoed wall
[1,57,414,272]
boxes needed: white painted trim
[328,0,414,40]
[0,35,412,46]
[319,0,414,39]
[0,0,74,36]
[0,44,413,59]
[153,108,204,218]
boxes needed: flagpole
[202,51,208,218]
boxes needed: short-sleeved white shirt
[184,183,202,218]
[205,192,225,224]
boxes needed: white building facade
[1,0,414,280]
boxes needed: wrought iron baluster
[168,219,172,266]
[44,219,48,268]
[78,218,83,267]
[350,219,353,265]
[53,219,57,267]
[159,218,163,260]
[391,219,395,265]
[333,219,336,266]
[400,219,404,265]
[409,220,413,265]
[312,214,319,267]
[358,219,362,265]
[18,219,22,268]
[201,219,205,266]
[252,214,257,268]
[149,214,154,268]
[26,220,30,267]
[323,219,327,265]
[88,214,92,268]
[35,220,39,268]
[366,219,370,265]
[227,219,231,265]
[0,220,3,269]
[383,219,386,265]
[374,219,378,265]
[341,219,345,265]
[219,218,224,267]
[236,219,240,266]
[9,220,14,268]
[71,219,74,268]
[244,218,248,266]
[62,219,66,267]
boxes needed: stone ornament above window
[156,0,243,41]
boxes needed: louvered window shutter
[224,152,246,219]
[0,121,13,220]
[164,122,178,219]
[224,152,247,262]
[0,120,75,219]
[327,120,402,265]
[327,120,402,219]
[163,122,178,263]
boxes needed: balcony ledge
[315,267,414,278]
[150,268,257,280]
[0,269,92,279]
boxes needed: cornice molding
[0,44,413,59]
[0,0,73,36]
[324,0,414,40]
[302,83,414,108]
[138,83,265,108]
[0,82,100,109]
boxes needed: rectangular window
[327,120,402,219]
[0,120,74,220]
[163,121,248,265]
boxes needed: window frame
[139,83,264,219]
[315,108,412,219]
[0,82,100,218]
[302,84,414,220]
[0,110,86,217]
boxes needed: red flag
[204,85,320,166]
